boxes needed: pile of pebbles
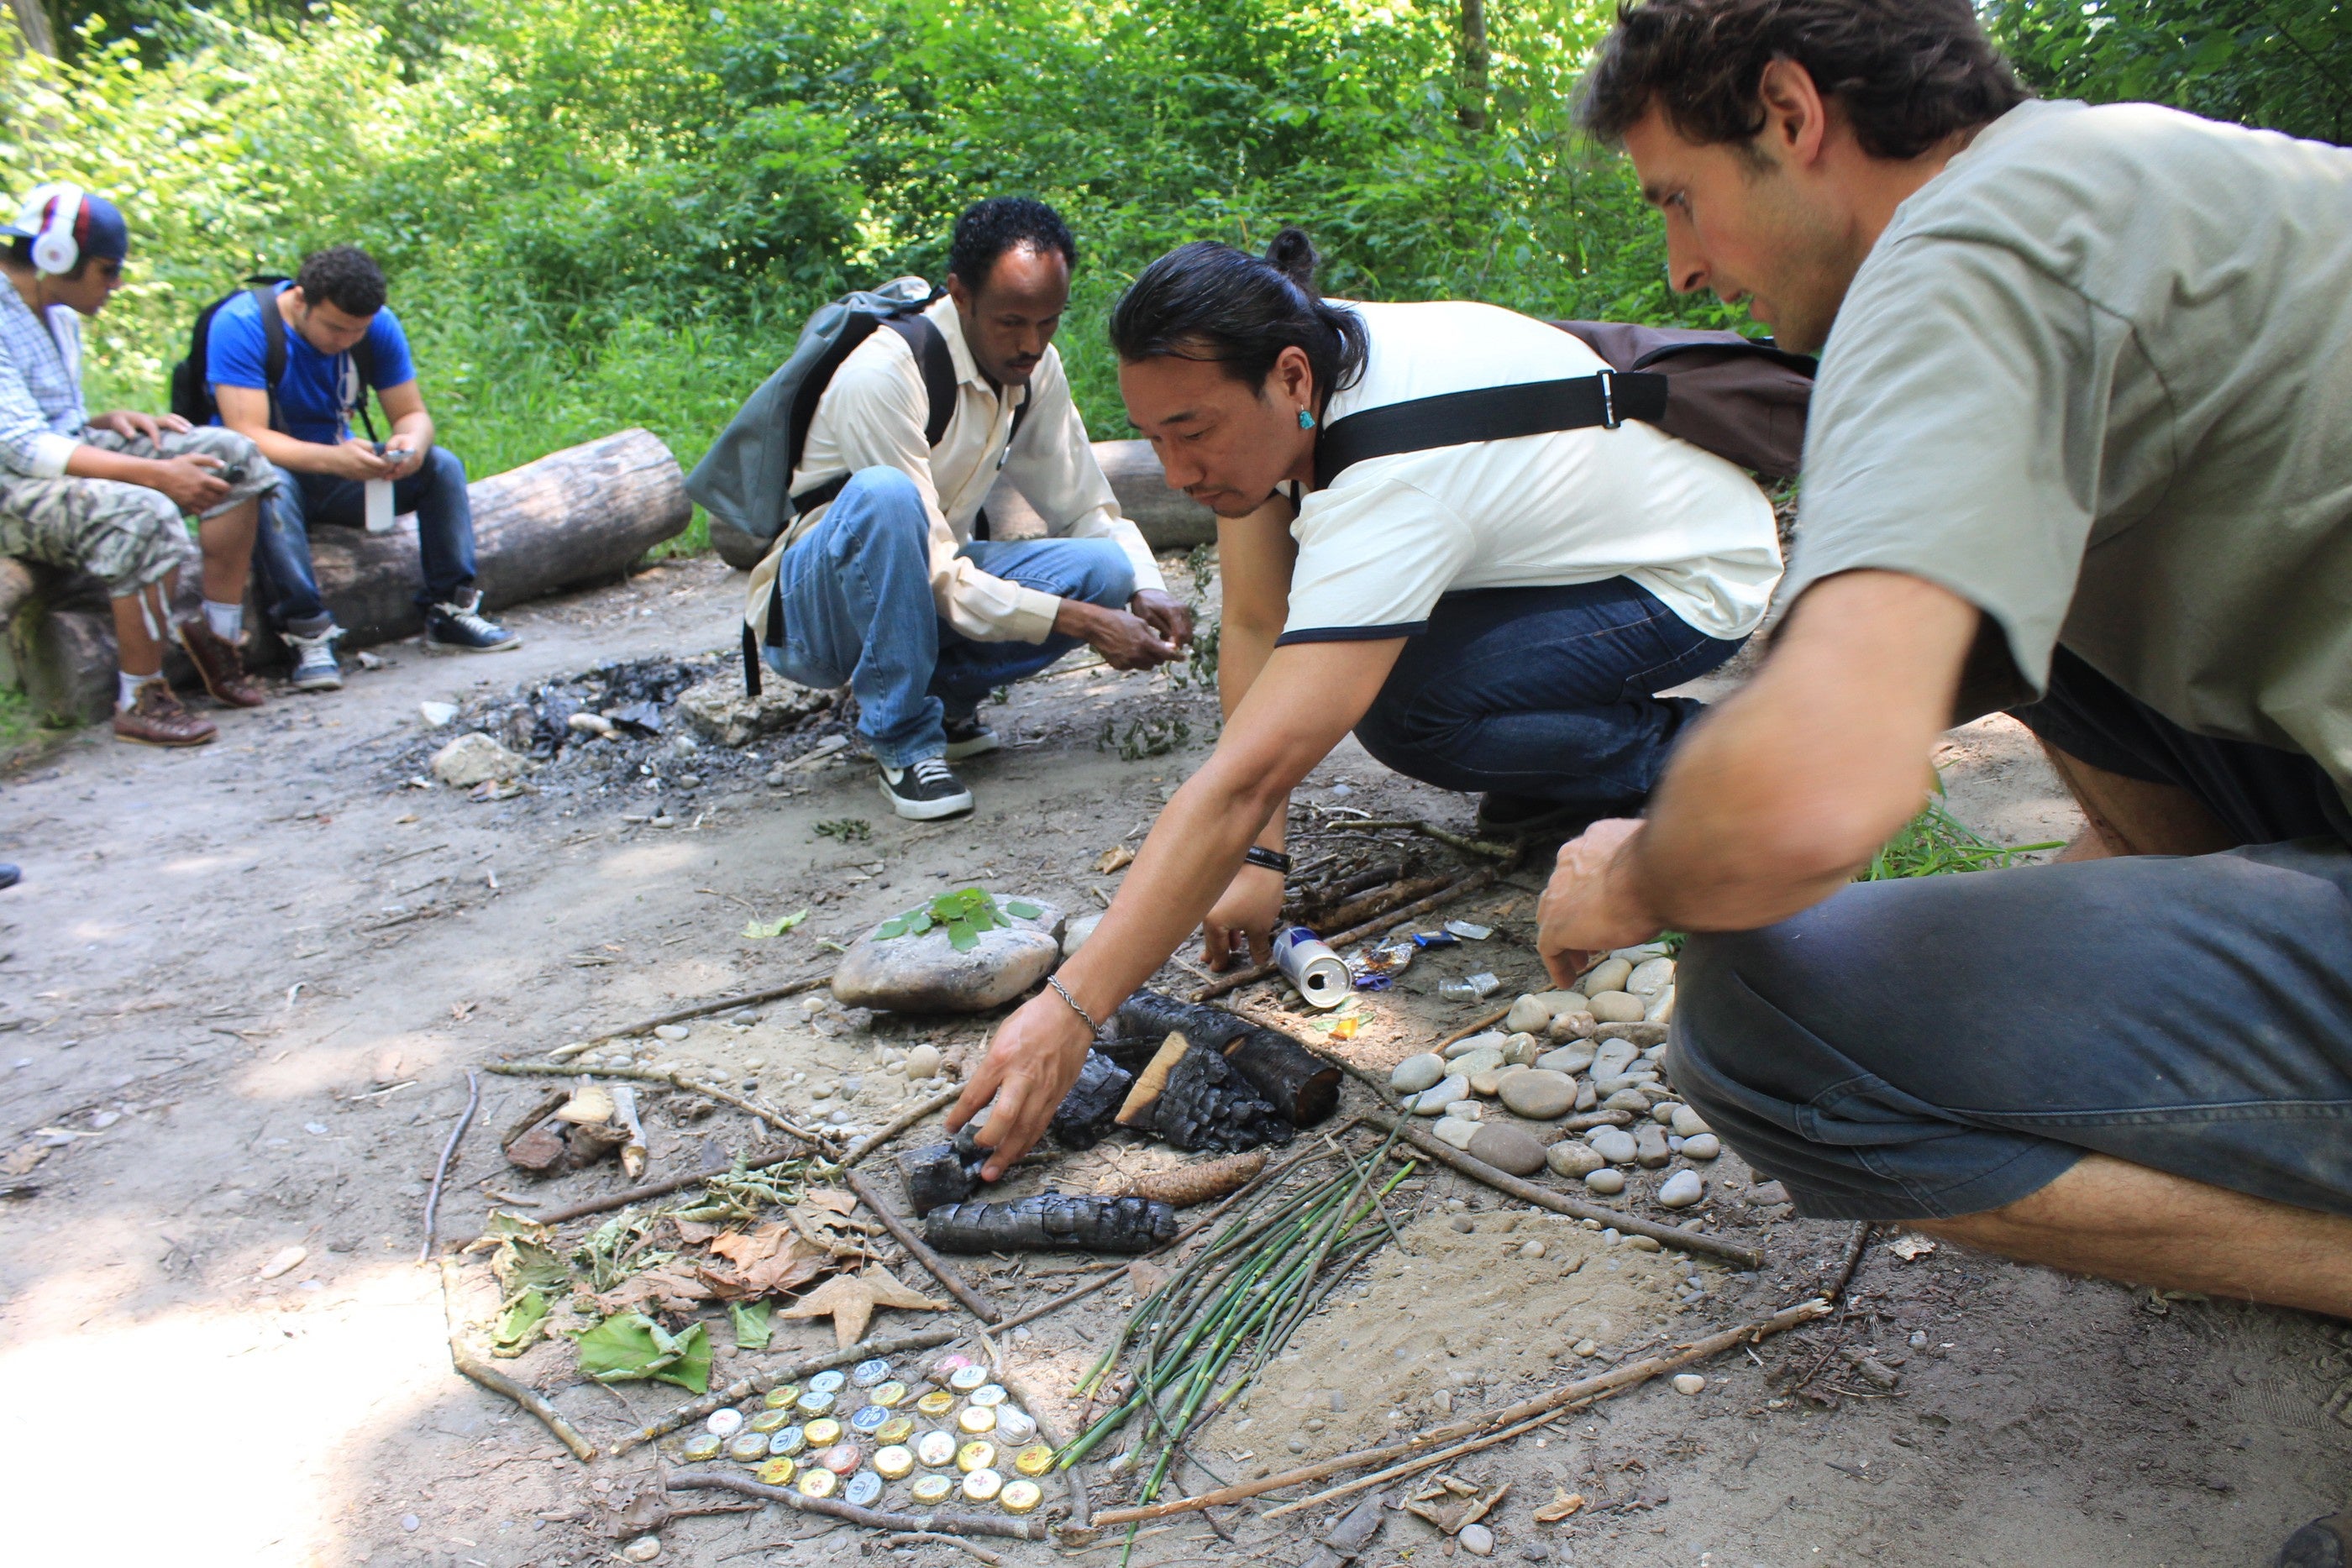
[1388,946,1714,1208]
[676,1352,1054,1515]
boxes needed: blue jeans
[253,445,480,633]
[1351,579,1742,817]
[761,466,1137,768]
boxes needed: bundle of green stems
[1058,1125,1413,1508]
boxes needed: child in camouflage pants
[1,184,275,745]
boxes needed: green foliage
[741,905,810,940]
[572,1311,711,1392]
[874,886,1038,952]
[813,817,871,842]
[1861,800,2066,882]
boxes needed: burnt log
[895,1125,990,1216]
[1105,990,1341,1130]
[1048,1049,1134,1151]
[1149,1039,1293,1153]
[922,1193,1178,1255]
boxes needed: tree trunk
[2,428,691,721]
[8,0,55,57]
[1459,0,1489,132]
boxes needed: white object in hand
[364,477,396,532]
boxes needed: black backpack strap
[1311,370,1668,490]
[252,286,289,435]
[884,313,959,448]
[349,333,382,445]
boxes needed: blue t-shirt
[205,283,417,445]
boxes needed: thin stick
[842,1165,1001,1324]
[1373,1113,1762,1269]
[581,971,833,1045]
[1348,818,1520,862]
[419,1071,480,1262]
[1827,1221,1874,1302]
[843,1083,964,1167]
[668,1470,1048,1540]
[608,1327,958,1455]
[498,1148,799,1232]
[879,1532,1003,1565]
[1431,1006,1512,1052]
[437,1256,595,1460]
[1084,1298,1831,1529]
[1192,869,1499,1002]
[483,1062,832,1149]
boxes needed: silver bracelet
[1046,974,1102,1034]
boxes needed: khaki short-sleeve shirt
[1786,99,2352,806]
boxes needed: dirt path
[1,554,2344,1567]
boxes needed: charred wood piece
[896,1125,990,1216]
[1151,1037,1293,1152]
[1107,990,1341,1128]
[1050,1050,1135,1151]
[922,1193,1178,1255]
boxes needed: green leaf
[573,1313,711,1393]
[947,916,979,952]
[730,1298,773,1351]
[743,907,811,940]
[909,910,933,934]
[875,917,909,940]
[492,1287,550,1356]
[1004,899,1042,919]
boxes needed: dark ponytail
[1109,226,1368,404]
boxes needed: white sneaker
[285,627,344,691]
[878,756,974,821]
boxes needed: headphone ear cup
[31,228,76,275]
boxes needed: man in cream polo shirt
[744,197,1191,821]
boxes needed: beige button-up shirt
[764,294,1163,644]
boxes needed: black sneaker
[1473,792,1603,841]
[424,590,522,654]
[878,756,974,821]
[0,863,18,891]
[2279,1515,2351,1568]
[942,713,1001,761]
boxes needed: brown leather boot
[175,617,267,709]
[113,680,217,747]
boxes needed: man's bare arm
[1538,571,1983,976]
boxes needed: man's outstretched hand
[1129,588,1194,649]
[1056,598,1180,670]
[946,989,1096,1181]
[1536,818,1662,987]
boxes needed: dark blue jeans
[1673,651,2352,1223]
[253,445,479,632]
[761,466,1137,768]
[1350,578,1743,818]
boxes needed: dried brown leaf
[776,1265,946,1347]
[588,1260,713,1315]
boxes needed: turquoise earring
[1298,408,1316,431]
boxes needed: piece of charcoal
[895,1125,989,1215]
[1049,1049,1133,1151]
[1109,989,1340,1127]
[1150,1039,1293,1152]
[921,1193,1178,1255]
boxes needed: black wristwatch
[1244,846,1292,874]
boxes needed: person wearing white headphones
[0,182,279,744]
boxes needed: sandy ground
[2,553,2346,1568]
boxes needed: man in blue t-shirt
[208,244,517,690]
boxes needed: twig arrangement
[419,1070,480,1261]
[438,1256,596,1460]
[840,1164,1002,1324]
[608,1326,960,1455]
[567,970,834,1048]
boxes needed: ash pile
[391,654,850,811]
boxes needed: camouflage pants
[0,425,276,597]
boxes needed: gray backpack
[689,276,960,570]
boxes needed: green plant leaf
[730,1298,773,1352]
[743,907,811,940]
[948,916,979,952]
[909,910,932,934]
[1004,899,1042,919]
[573,1312,711,1392]
[875,917,909,939]
[492,1287,551,1355]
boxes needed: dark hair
[1578,0,2028,161]
[1108,227,1368,404]
[295,244,388,317]
[8,237,93,279]
[948,197,1077,292]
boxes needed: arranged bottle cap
[915,1390,956,1419]
[748,1408,795,1434]
[910,1475,954,1506]
[948,1365,990,1393]
[956,1440,997,1474]
[969,1383,1007,1408]
[1013,1442,1055,1476]
[1000,1479,1044,1514]
[873,1444,916,1481]
[679,1433,724,1463]
[931,1353,975,1384]
[817,1442,864,1476]
[916,1430,958,1468]
[956,1405,997,1436]
[849,1404,891,1434]
[803,1419,843,1449]
[768,1427,806,1458]
[874,1417,915,1446]
[727,1431,771,1463]
[808,1370,848,1396]
[763,1384,802,1409]
[844,1471,883,1508]
[706,1408,746,1438]
[795,1390,837,1418]
[961,1468,1004,1502]
[797,1467,837,1500]
[993,1408,1038,1445]
[850,1358,893,1387]
[757,1456,797,1487]
[870,1381,910,1408]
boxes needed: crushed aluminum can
[844,1470,884,1508]
[1444,920,1494,941]
[911,1474,954,1506]
[961,1467,1004,1502]
[850,1357,893,1387]
[992,1407,1038,1445]
[1272,926,1352,1010]
[1438,971,1501,1001]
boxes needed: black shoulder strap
[884,313,959,448]
[349,332,382,444]
[252,286,288,435]
[1311,370,1668,490]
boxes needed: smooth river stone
[1580,957,1634,996]
[1657,1170,1706,1208]
[1443,1030,1509,1062]
[1470,1063,1528,1097]
[1635,1124,1672,1168]
[1586,1126,1639,1165]
[1583,1167,1627,1195]
[1587,991,1647,1025]
[1670,1105,1712,1138]
[1546,1141,1606,1179]
[1601,1088,1654,1115]
[831,894,1067,1014]
[1504,994,1555,1035]
[1682,1134,1721,1161]
[1536,1044,1595,1077]
[1467,1123,1546,1177]
[1501,1031,1545,1067]
[1390,1053,1447,1095]
[1431,1116,1482,1151]
[1592,1041,1641,1078]
[1626,957,1676,999]
[1497,1070,1578,1120]
[1450,1046,1505,1079]
[1411,1076,1469,1114]
[1546,1012,1599,1042]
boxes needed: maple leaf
[698,1223,833,1302]
[804,1190,858,1216]
[777,1266,946,1347]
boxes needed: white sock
[118,670,163,711]
[203,599,243,642]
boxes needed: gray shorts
[1672,653,2352,1223]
